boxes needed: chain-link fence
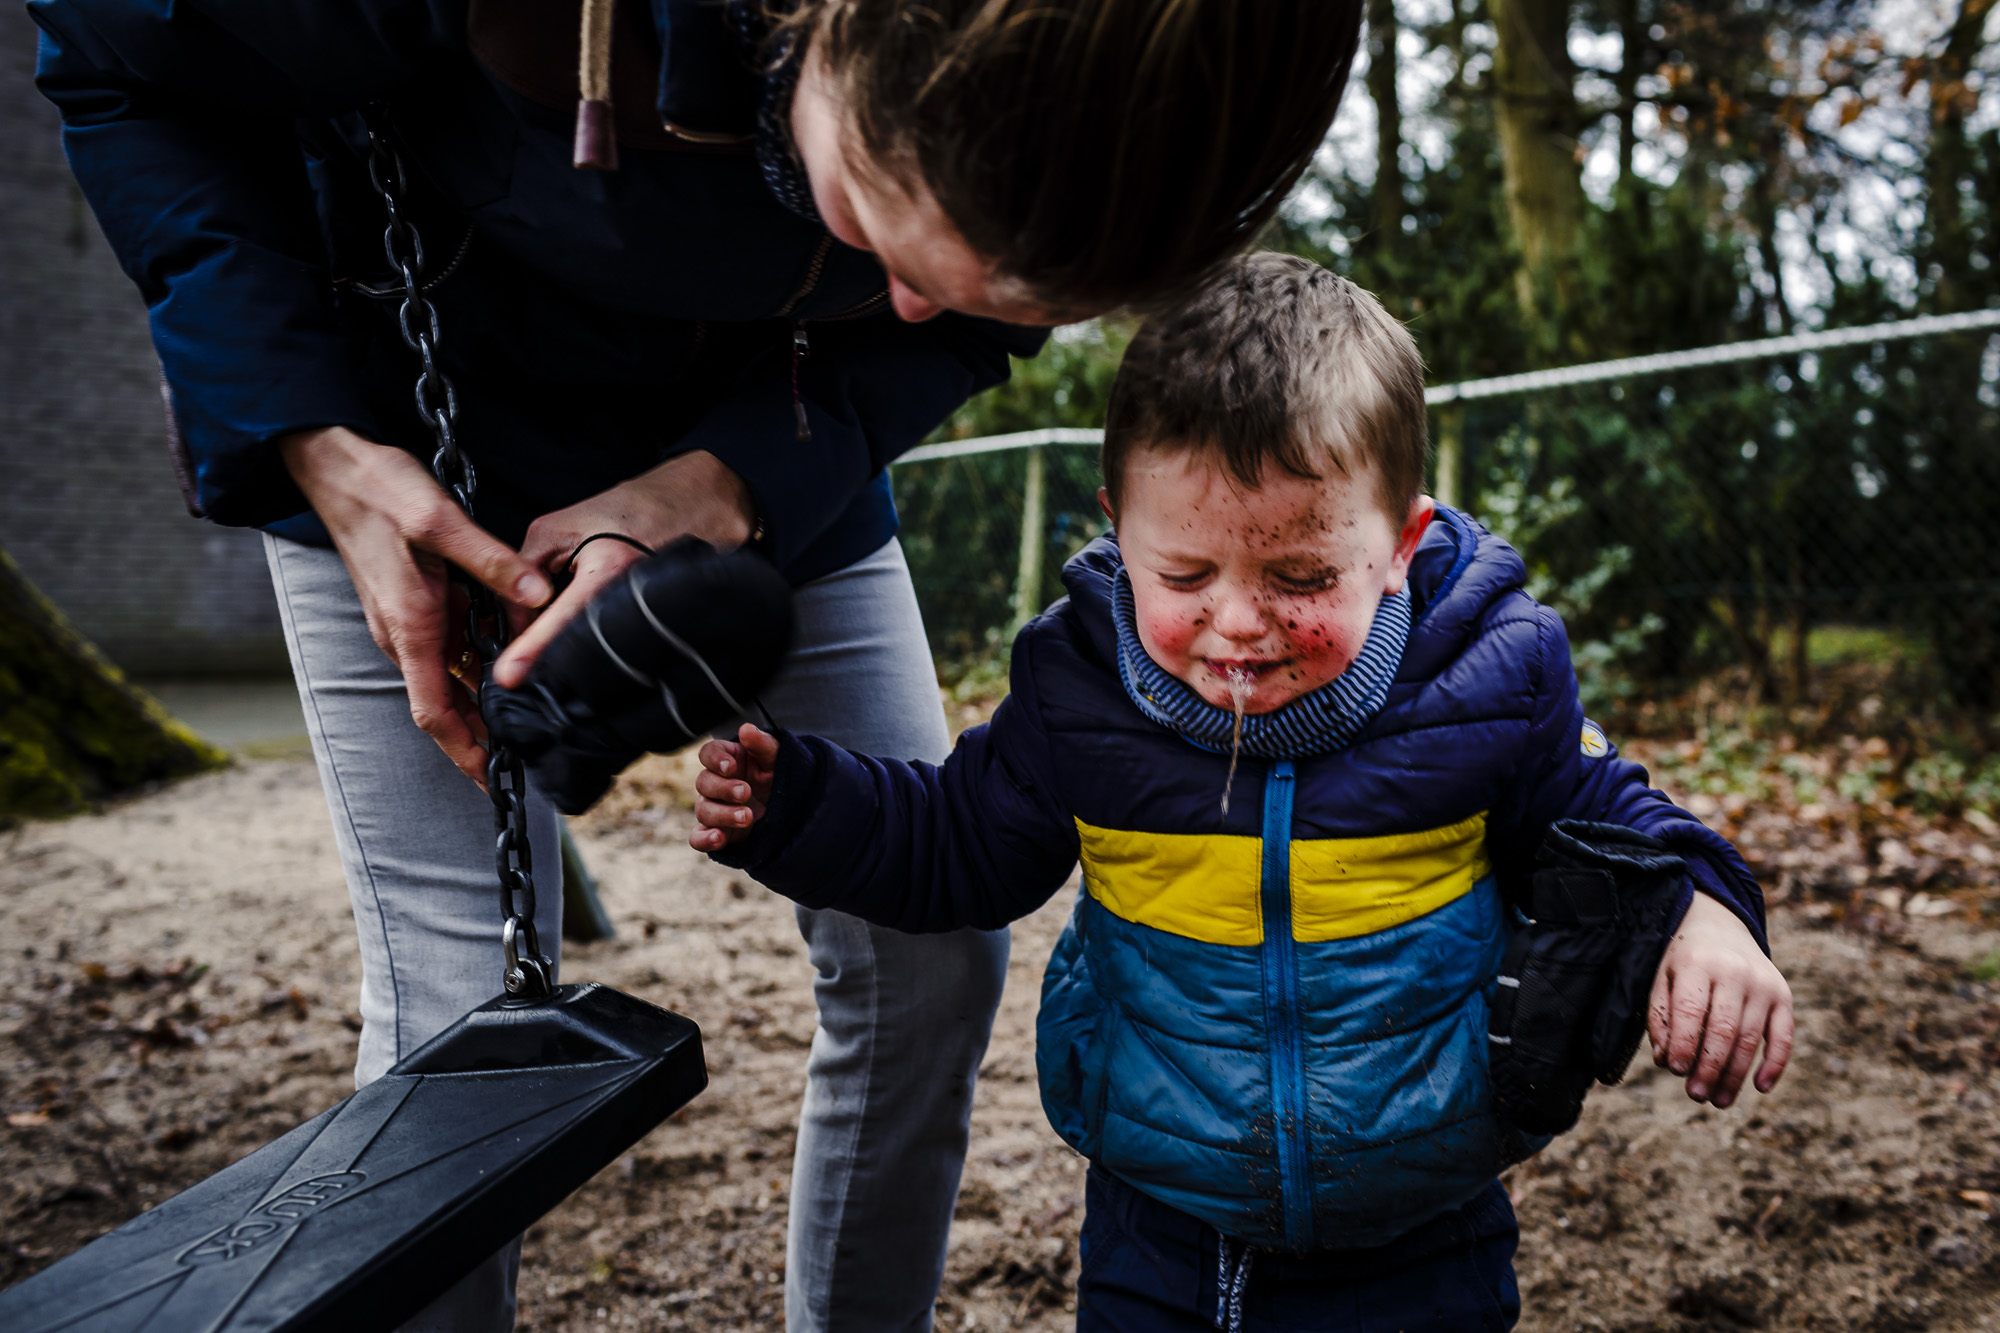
[891,314,2000,712]
[891,442,1109,665]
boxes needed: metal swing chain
[361,110,554,1002]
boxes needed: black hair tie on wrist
[565,531,655,579]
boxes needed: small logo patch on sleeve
[1580,722,1610,758]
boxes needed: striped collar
[1110,569,1411,761]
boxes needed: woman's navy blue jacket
[30,0,1043,580]
[719,512,1768,1248]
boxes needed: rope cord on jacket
[574,0,619,169]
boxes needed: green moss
[0,546,228,824]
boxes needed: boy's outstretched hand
[690,724,780,852]
[1650,892,1795,1108]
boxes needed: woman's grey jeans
[266,533,1009,1332]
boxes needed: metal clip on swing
[0,109,799,1332]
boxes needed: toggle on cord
[0,109,797,1331]
[0,536,799,1333]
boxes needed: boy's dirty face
[1107,445,1435,715]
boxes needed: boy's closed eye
[1270,564,1341,594]
[1156,566,1216,590]
[1151,563,1343,595]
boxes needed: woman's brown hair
[782,0,1364,311]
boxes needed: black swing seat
[0,983,705,1333]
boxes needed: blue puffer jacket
[719,509,1768,1248]
[30,0,1043,580]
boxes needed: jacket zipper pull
[791,324,812,443]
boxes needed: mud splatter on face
[1115,447,1432,715]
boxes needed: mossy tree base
[0,545,227,822]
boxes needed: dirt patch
[3,750,1999,1331]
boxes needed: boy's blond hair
[1101,252,1428,519]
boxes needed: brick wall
[0,6,286,674]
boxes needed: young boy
[689,253,1793,1331]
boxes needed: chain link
[361,107,552,1002]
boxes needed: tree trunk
[0,545,227,822]
[1917,0,1999,712]
[1447,0,1469,94]
[1925,0,1995,314]
[1614,0,1642,189]
[1751,171,1796,335]
[1367,0,1405,241]
[1490,0,1584,324]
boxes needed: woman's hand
[690,724,781,852]
[280,426,553,784]
[1648,891,1795,1108]
[491,451,756,689]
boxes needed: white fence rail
[891,307,2000,465]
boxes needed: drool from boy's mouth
[1219,666,1254,819]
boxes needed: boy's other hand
[690,724,780,852]
[1649,892,1795,1108]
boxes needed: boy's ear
[1097,487,1116,526]
[1383,495,1437,594]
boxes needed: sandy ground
[4,743,2000,1332]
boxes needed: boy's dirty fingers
[699,738,744,779]
[687,820,748,853]
[1687,979,1746,1101]
[1709,995,1769,1108]
[1665,968,1713,1078]
[739,724,780,766]
[1647,962,1674,1066]
[695,767,754,806]
[693,793,756,830]
[735,725,780,801]
[1755,997,1796,1094]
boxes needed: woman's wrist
[629,450,758,551]
[278,425,390,499]
[277,425,456,543]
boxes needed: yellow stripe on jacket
[1074,813,1490,946]
[1288,812,1490,941]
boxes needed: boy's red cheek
[1135,600,1207,658]
[1289,616,1337,651]
[1286,614,1363,674]
[1147,617,1202,659]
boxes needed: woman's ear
[1097,487,1116,527]
[1382,495,1437,594]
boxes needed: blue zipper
[1258,761,1313,1249]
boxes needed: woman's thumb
[423,507,552,609]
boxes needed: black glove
[482,538,796,815]
[1486,821,1691,1136]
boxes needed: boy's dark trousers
[1076,1165,1520,1332]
